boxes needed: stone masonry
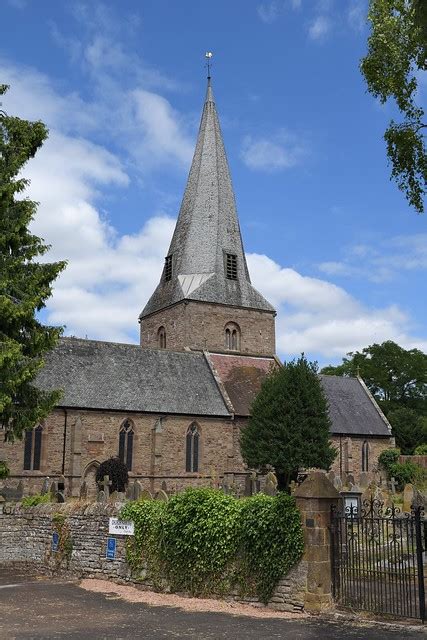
[0,501,306,613]
[140,300,276,356]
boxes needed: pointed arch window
[225,322,241,351]
[23,425,43,471]
[119,419,134,471]
[158,326,166,349]
[186,423,200,473]
[362,440,369,472]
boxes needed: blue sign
[52,532,59,552]
[106,537,116,560]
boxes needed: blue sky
[2,0,426,364]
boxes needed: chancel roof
[36,338,229,417]
[140,79,274,318]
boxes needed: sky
[1,0,426,365]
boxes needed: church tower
[139,77,276,356]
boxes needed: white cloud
[257,1,280,23]
[248,254,427,358]
[308,16,332,41]
[241,130,307,171]
[347,1,366,33]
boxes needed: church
[0,77,394,497]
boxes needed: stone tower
[139,77,276,356]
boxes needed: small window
[23,425,43,471]
[362,441,369,472]
[225,253,237,280]
[164,255,173,281]
[158,326,166,349]
[119,419,134,471]
[186,423,200,472]
[225,322,240,351]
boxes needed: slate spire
[140,77,274,319]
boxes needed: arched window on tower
[119,419,134,471]
[157,326,166,349]
[361,440,369,472]
[224,322,241,351]
[23,424,43,471]
[186,423,200,472]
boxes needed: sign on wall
[108,518,134,536]
[52,532,59,552]
[106,537,116,560]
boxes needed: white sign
[108,518,134,536]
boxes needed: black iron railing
[331,498,426,622]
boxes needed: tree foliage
[0,84,66,440]
[240,355,336,491]
[321,340,427,453]
[360,0,426,213]
[96,457,129,493]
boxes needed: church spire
[140,73,274,320]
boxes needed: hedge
[121,487,304,604]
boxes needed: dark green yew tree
[240,355,336,492]
[0,84,66,441]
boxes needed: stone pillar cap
[294,470,340,499]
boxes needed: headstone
[333,475,343,492]
[57,475,66,502]
[210,467,219,489]
[403,483,414,513]
[327,471,335,484]
[109,490,118,503]
[345,473,355,489]
[154,489,168,501]
[140,489,152,501]
[125,484,134,500]
[389,476,398,495]
[50,481,58,501]
[161,481,168,493]
[97,489,107,503]
[289,480,297,494]
[79,480,88,500]
[0,481,24,502]
[264,471,278,496]
[133,480,143,501]
[359,472,369,489]
[41,477,50,495]
[100,474,112,495]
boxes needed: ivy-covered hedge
[379,448,426,490]
[121,488,303,603]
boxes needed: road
[0,568,423,639]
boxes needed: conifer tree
[0,84,66,441]
[240,355,336,492]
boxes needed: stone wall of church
[0,409,247,497]
[140,301,276,356]
[330,435,392,483]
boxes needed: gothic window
[225,253,237,280]
[186,423,200,473]
[23,425,43,471]
[119,419,134,471]
[362,440,369,472]
[225,322,240,351]
[158,326,166,349]
[164,255,173,281]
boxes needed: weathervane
[205,51,213,79]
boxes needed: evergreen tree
[0,84,66,441]
[240,355,336,492]
[96,457,129,493]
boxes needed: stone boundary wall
[399,455,427,469]
[0,502,306,613]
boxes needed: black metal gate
[331,498,426,622]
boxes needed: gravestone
[359,472,369,489]
[327,471,335,485]
[109,490,118,503]
[50,481,58,501]
[210,467,219,489]
[125,483,134,500]
[403,483,414,513]
[97,489,107,503]
[264,471,277,496]
[140,489,152,501]
[133,480,143,501]
[57,475,66,503]
[333,475,343,492]
[101,474,112,495]
[0,481,24,502]
[155,489,168,501]
[41,477,50,495]
[289,480,297,494]
[79,480,88,500]
[389,477,398,495]
[161,481,168,493]
[244,475,252,497]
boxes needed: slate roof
[207,354,391,437]
[319,375,392,437]
[36,338,229,417]
[140,79,274,318]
